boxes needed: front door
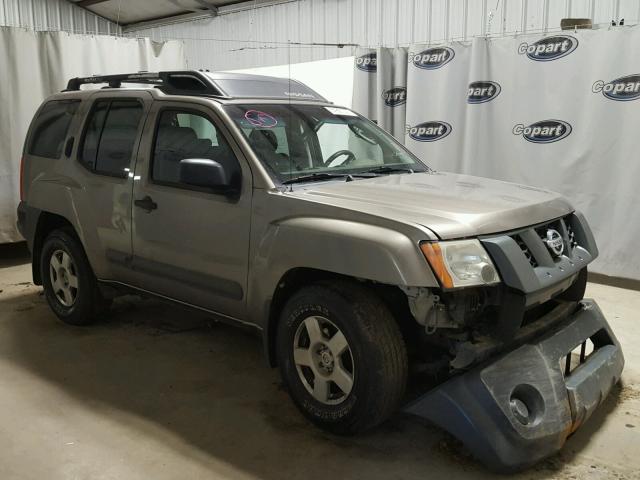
[129,101,253,320]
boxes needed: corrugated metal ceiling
[126,0,640,71]
[3,0,640,72]
[0,0,119,34]
[66,0,280,26]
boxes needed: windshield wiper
[282,172,349,185]
[361,166,415,175]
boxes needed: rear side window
[28,100,80,159]
[80,99,143,177]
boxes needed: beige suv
[17,71,623,472]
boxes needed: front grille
[534,219,564,251]
[481,213,596,336]
[515,235,538,267]
[566,221,578,249]
[510,215,580,268]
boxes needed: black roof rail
[64,72,160,91]
[63,70,328,102]
[63,70,227,97]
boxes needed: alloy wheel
[293,315,355,405]
[49,249,79,307]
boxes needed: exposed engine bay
[402,267,588,371]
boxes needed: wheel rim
[293,315,355,405]
[49,249,79,307]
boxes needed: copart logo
[467,81,501,104]
[382,87,407,107]
[512,120,572,143]
[518,35,578,61]
[592,74,640,101]
[355,53,377,72]
[410,47,455,70]
[407,121,452,142]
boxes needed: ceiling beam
[70,0,121,29]
[193,0,219,16]
[75,0,110,7]
[124,0,296,30]
[121,11,210,28]
[168,0,218,16]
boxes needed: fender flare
[247,217,438,365]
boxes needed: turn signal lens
[420,242,454,289]
[420,239,500,289]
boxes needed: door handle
[134,195,158,212]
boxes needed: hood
[287,172,573,239]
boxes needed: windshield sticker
[244,110,278,128]
[325,107,358,117]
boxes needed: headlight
[420,239,500,289]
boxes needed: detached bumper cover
[404,299,624,472]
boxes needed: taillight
[19,156,25,201]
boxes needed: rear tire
[40,228,110,326]
[276,280,408,434]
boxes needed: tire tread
[277,279,408,434]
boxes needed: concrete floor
[0,243,639,480]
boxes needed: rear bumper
[404,299,624,472]
[16,201,39,250]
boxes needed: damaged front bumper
[404,299,624,472]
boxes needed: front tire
[276,280,408,434]
[40,228,109,325]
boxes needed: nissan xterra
[16,71,624,472]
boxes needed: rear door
[128,101,253,320]
[68,91,153,280]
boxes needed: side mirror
[179,158,236,194]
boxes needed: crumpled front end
[404,299,623,472]
[403,212,624,472]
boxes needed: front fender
[247,216,438,328]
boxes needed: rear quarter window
[28,100,80,159]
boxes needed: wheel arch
[252,217,437,367]
[263,267,419,367]
[31,212,78,285]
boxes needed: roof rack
[63,70,328,102]
[64,71,227,97]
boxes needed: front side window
[224,104,427,183]
[152,109,240,187]
[28,100,80,159]
[80,99,143,177]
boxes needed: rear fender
[28,176,87,244]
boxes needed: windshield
[224,104,428,184]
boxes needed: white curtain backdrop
[353,26,640,281]
[352,47,408,142]
[0,27,185,243]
